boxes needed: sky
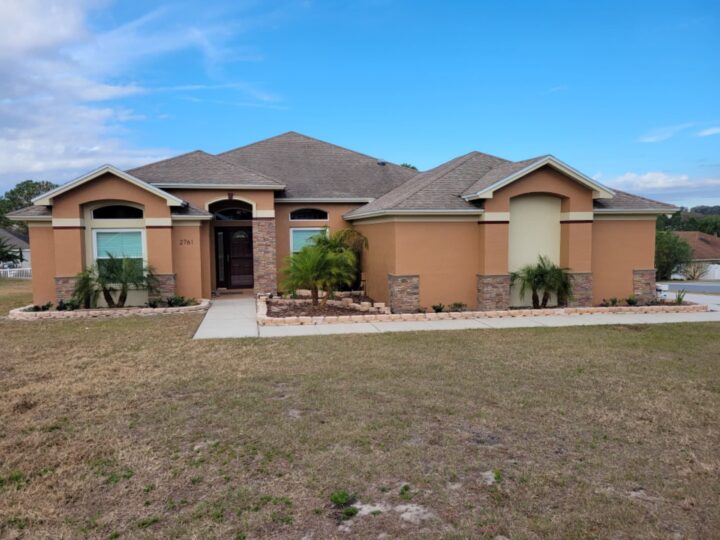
[0,0,719,207]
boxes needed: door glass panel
[217,231,224,282]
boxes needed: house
[7,131,677,312]
[0,228,31,268]
[672,231,720,280]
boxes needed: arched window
[290,208,328,221]
[92,204,143,219]
[214,206,253,221]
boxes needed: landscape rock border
[257,296,708,326]
[8,299,210,320]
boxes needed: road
[658,281,720,294]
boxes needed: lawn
[1,279,719,538]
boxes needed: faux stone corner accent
[477,274,510,311]
[388,274,420,313]
[55,276,78,301]
[633,269,656,303]
[253,219,278,295]
[151,273,176,300]
[569,272,593,307]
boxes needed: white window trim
[289,209,329,222]
[290,227,327,253]
[92,228,147,265]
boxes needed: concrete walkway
[193,297,258,339]
[193,296,720,339]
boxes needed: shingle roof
[345,151,509,217]
[219,131,416,199]
[592,190,677,211]
[0,228,29,249]
[170,204,212,218]
[672,231,720,261]
[6,205,51,218]
[127,150,283,188]
[461,156,548,197]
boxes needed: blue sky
[1,0,719,207]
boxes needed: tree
[400,163,418,170]
[510,255,574,308]
[310,228,368,288]
[682,261,708,281]
[655,231,692,280]
[0,237,23,264]
[0,180,58,232]
[282,245,356,305]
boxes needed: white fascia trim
[593,208,677,215]
[152,183,285,190]
[32,165,186,207]
[275,197,374,204]
[345,208,485,221]
[6,214,51,222]
[462,156,615,201]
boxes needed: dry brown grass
[1,280,719,538]
[0,279,32,316]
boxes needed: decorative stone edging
[8,299,210,320]
[257,295,390,325]
[256,298,708,327]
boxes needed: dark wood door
[216,227,253,288]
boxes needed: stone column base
[569,272,593,307]
[388,274,420,313]
[151,273,176,300]
[55,276,79,302]
[477,274,510,311]
[633,269,656,303]
[253,219,278,294]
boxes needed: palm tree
[282,245,356,305]
[72,256,159,308]
[0,237,22,264]
[311,228,368,288]
[511,255,574,308]
[510,263,543,308]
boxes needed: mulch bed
[267,301,367,318]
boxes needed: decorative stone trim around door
[477,274,511,311]
[151,273,176,299]
[388,274,420,313]
[569,272,592,307]
[633,269,656,303]
[252,219,278,294]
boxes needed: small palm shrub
[282,245,356,305]
[56,299,80,311]
[625,295,638,306]
[431,303,445,313]
[511,255,574,308]
[674,289,687,305]
[311,228,368,289]
[72,256,159,308]
[165,295,195,307]
[449,302,467,312]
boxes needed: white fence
[0,267,32,279]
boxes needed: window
[93,230,144,275]
[92,205,143,219]
[290,228,326,253]
[214,207,253,220]
[290,208,328,221]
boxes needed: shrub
[448,302,467,312]
[165,295,195,307]
[56,299,80,311]
[675,289,687,305]
[329,490,355,508]
[609,297,619,307]
[626,295,638,306]
[72,256,159,308]
[283,246,356,306]
[682,262,708,281]
[341,507,358,520]
[510,255,573,308]
[27,302,52,312]
[431,303,445,313]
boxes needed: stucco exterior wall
[354,221,397,304]
[591,219,657,304]
[274,203,361,287]
[28,225,56,304]
[172,224,204,299]
[167,189,275,213]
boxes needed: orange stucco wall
[53,173,171,218]
[484,166,594,213]
[478,222,509,275]
[172,225,204,299]
[592,219,656,304]
[274,203,361,287]
[354,221,397,304]
[28,226,56,304]
[146,227,174,274]
[167,189,275,212]
[561,222,593,272]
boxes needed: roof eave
[32,165,186,207]
[151,183,286,190]
[593,208,678,215]
[345,208,485,221]
[5,214,51,222]
[462,156,615,201]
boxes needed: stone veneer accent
[569,272,593,307]
[388,274,420,313]
[55,276,79,301]
[151,273,176,300]
[477,274,510,311]
[633,268,656,303]
[252,219,278,294]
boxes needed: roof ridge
[212,153,283,185]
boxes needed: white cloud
[697,127,720,137]
[607,171,720,194]
[637,123,695,143]
[0,0,276,189]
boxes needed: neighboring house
[0,228,31,268]
[8,131,676,311]
[672,231,720,280]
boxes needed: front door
[215,227,253,288]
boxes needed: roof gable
[32,165,185,207]
[127,150,284,189]
[219,131,416,199]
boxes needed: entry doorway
[215,227,254,288]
